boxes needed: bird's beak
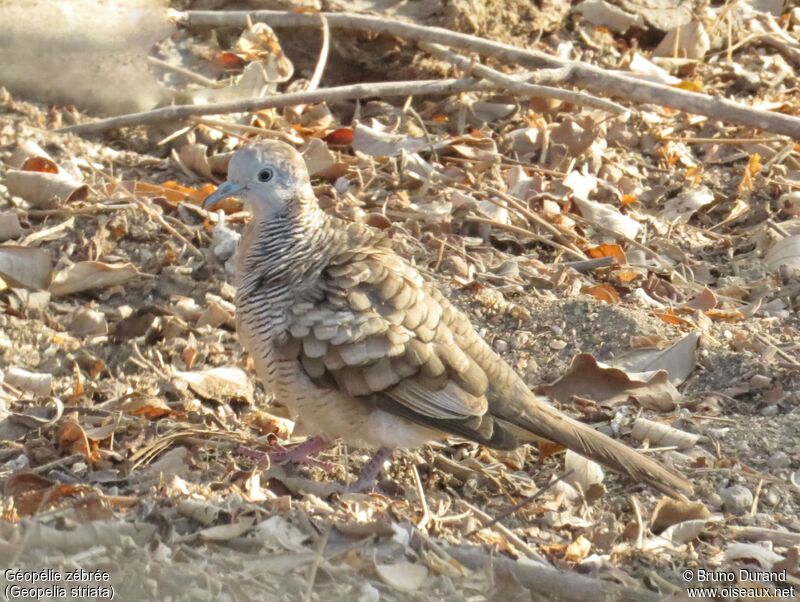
[203,181,243,210]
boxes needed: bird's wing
[279,243,517,448]
[280,229,693,499]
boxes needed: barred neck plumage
[236,197,334,298]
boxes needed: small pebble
[764,489,780,506]
[720,485,753,515]
[706,492,723,509]
[550,325,564,337]
[493,339,508,353]
[760,405,779,417]
[768,451,791,469]
[549,339,567,351]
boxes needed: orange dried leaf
[585,244,626,263]
[325,127,354,146]
[610,268,642,284]
[620,194,638,206]
[218,51,247,70]
[56,419,95,461]
[120,396,172,419]
[685,166,704,187]
[672,80,703,93]
[538,440,565,459]
[656,309,694,327]
[22,156,59,174]
[583,284,621,304]
[705,308,745,322]
[738,153,762,194]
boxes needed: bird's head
[203,141,313,220]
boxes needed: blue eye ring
[257,167,274,182]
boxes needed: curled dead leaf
[4,367,52,397]
[650,496,710,533]
[0,245,52,290]
[174,367,254,404]
[631,418,698,450]
[375,560,429,593]
[50,261,141,296]
[539,353,680,411]
[6,169,88,208]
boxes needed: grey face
[203,141,311,219]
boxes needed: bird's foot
[335,447,393,493]
[269,435,330,466]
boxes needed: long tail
[505,393,693,500]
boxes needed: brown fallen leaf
[174,367,254,404]
[0,245,52,290]
[50,261,141,296]
[538,353,680,411]
[0,213,25,242]
[650,496,710,533]
[5,471,98,517]
[5,169,88,208]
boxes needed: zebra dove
[204,141,693,500]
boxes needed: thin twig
[147,56,226,89]
[175,9,800,139]
[468,470,574,535]
[307,15,330,92]
[458,497,548,564]
[60,79,496,134]
[464,215,585,261]
[303,524,331,602]
[412,464,431,531]
[420,42,630,115]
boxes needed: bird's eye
[257,167,274,183]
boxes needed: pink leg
[270,435,330,465]
[346,447,393,492]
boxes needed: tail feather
[507,393,693,500]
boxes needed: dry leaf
[586,243,626,263]
[197,516,256,541]
[50,261,141,296]
[653,20,710,59]
[609,332,699,386]
[4,367,52,397]
[174,367,254,404]
[662,187,714,223]
[0,213,25,241]
[375,561,429,593]
[8,141,59,172]
[352,123,429,158]
[564,535,592,563]
[564,450,605,491]
[539,354,680,411]
[0,245,52,290]
[650,497,710,532]
[573,196,641,239]
[583,283,621,304]
[630,418,698,450]
[116,395,172,419]
[6,169,88,208]
[764,235,800,271]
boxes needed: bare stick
[420,42,630,115]
[307,15,330,93]
[446,546,664,602]
[61,79,495,135]
[175,9,800,139]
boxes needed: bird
[203,140,693,500]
